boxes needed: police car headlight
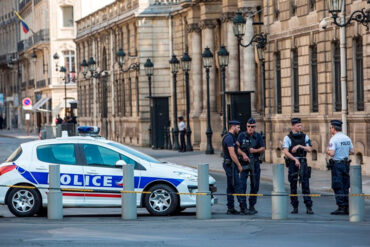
[173,171,198,182]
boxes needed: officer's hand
[237,165,243,173]
[242,154,249,162]
[295,159,300,168]
[291,145,300,153]
[249,148,257,154]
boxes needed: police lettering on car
[282,118,314,215]
[327,120,354,215]
[237,118,265,215]
[222,120,246,215]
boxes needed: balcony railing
[28,79,34,88]
[17,29,50,53]
[36,79,46,88]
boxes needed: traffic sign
[22,97,32,106]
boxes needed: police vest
[222,132,237,160]
[240,132,258,158]
[288,131,307,157]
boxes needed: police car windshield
[107,142,161,164]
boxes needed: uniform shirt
[222,133,237,160]
[179,121,185,131]
[328,132,353,161]
[282,133,312,156]
[237,131,265,159]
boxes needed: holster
[224,159,232,166]
[327,159,334,170]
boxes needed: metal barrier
[271,164,288,220]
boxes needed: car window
[37,144,76,165]
[108,142,161,164]
[83,144,120,167]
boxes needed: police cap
[291,118,301,125]
[228,120,240,126]
[330,119,343,127]
[247,118,256,124]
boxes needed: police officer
[237,118,265,215]
[327,120,354,215]
[282,118,313,214]
[222,120,247,215]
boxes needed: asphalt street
[0,137,369,246]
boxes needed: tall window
[309,0,316,11]
[354,37,364,111]
[292,48,299,113]
[333,42,341,111]
[274,1,280,20]
[122,78,126,116]
[275,52,282,114]
[62,6,74,27]
[63,51,75,83]
[310,45,318,112]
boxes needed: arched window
[354,37,364,111]
[332,41,341,112]
[292,48,299,113]
[275,52,282,114]
[310,45,318,112]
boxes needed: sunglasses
[247,125,256,128]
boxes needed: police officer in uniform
[237,118,265,215]
[283,118,314,214]
[222,120,247,215]
[327,120,354,215]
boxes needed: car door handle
[35,167,48,171]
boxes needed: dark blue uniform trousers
[240,160,261,208]
[331,162,350,207]
[223,162,245,209]
[288,161,312,208]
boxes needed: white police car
[0,127,216,217]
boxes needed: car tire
[7,188,41,217]
[144,184,179,216]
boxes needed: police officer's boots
[291,207,298,214]
[306,206,314,215]
[330,206,347,215]
[249,205,258,215]
[227,208,240,215]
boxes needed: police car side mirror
[115,160,127,168]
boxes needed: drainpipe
[340,2,347,135]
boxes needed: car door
[81,143,142,206]
[34,143,85,206]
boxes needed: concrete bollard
[40,130,47,140]
[48,164,63,220]
[196,164,211,219]
[271,164,288,220]
[349,165,364,222]
[45,125,54,139]
[56,125,62,137]
[121,162,137,220]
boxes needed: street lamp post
[181,51,193,151]
[116,48,140,72]
[144,58,154,148]
[60,66,67,116]
[217,45,229,137]
[327,0,369,29]
[202,47,214,155]
[169,54,180,151]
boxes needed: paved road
[0,137,369,246]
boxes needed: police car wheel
[145,184,179,216]
[7,188,41,217]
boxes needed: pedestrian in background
[327,120,354,215]
[178,116,186,152]
[0,114,3,130]
[55,114,63,125]
[237,118,265,215]
[283,118,314,214]
[222,120,247,215]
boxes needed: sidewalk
[134,146,370,196]
[0,128,38,139]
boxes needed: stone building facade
[263,0,370,175]
[76,0,264,149]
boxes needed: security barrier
[0,163,368,222]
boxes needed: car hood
[150,161,216,184]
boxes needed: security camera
[319,18,328,30]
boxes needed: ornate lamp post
[116,48,140,72]
[217,45,229,137]
[202,47,214,155]
[327,0,369,29]
[181,51,193,151]
[169,54,180,151]
[59,66,67,116]
[144,58,154,148]
[232,12,267,48]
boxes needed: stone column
[200,20,217,112]
[222,13,239,92]
[242,13,256,114]
[187,23,202,146]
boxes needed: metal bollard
[196,164,211,219]
[48,164,63,220]
[121,161,137,220]
[349,165,364,222]
[56,124,62,137]
[271,164,288,220]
